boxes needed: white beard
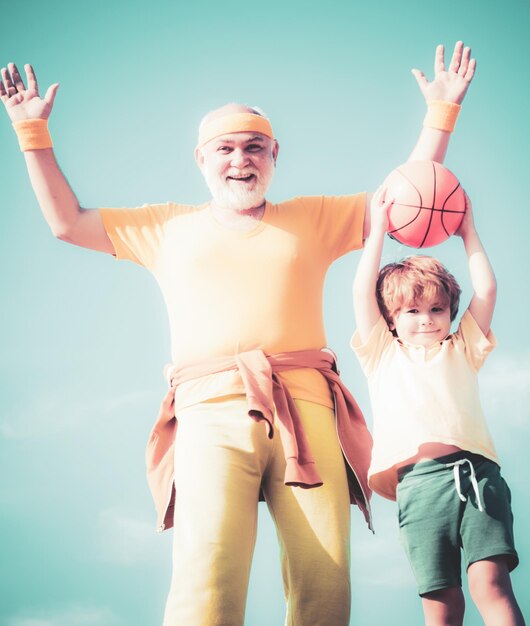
[203,170,272,212]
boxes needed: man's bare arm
[407,41,476,163]
[362,42,476,239]
[1,63,114,254]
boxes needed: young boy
[352,188,525,626]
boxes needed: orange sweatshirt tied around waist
[145,349,373,532]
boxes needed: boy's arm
[1,63,114,254]
[457,193,497,335]
[353,188,392,343]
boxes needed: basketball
[383,161,466,248]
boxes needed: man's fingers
[9,62,26,92]
[458,46,471,77]
[411,68,428,89]
[464,58,476,82]
[1,66,16,94]
[448,41,464,73]
[25,63,38,93]
[44,83,59,107]
[434,44,445,75]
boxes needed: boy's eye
[406,308,418,314]
[432,307,444,313]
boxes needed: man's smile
[226,173,256,182]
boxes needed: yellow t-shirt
[351,311,498,500]
[100,194,366,408]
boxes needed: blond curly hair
[376,255,461,327]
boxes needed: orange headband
[197,113,274,147]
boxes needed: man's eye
[218,146,231,153]
[247,144,263,152]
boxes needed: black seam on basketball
[387,205,423,235]
[441,182,462,210]
[419,164,437,247]
[441,183,463,236]
[389,166,427,245]
[431,162,437,210]
[395,168,423,207]
[392,203,464,213]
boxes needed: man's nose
[230,148,249,167]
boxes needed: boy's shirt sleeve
[351,315,393,376]
[457,309,497,371]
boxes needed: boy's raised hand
[412,41,476,105]
[353,186,393,342]
[455,191,476,240]
[370,186,392,238]
[456,190,496,335]
[0,63,58,122]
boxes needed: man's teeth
[228,174,254,180]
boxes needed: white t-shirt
[351,310,498,500]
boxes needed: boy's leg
[467,557,526,626]
[421,587,465,626]
[397,455,472,626]
[460,458,523,625]
[262,399,352,626]
[163,396,271,626]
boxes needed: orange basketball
[383,161,466,248]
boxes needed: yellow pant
[163,396,351,626]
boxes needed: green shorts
[397,451,519,596]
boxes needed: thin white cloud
[93,508,158,565]
[0,388,156,440]
[6,605,122,626]
[481,352,530,431]
[351,501,416,590]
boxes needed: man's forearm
[21,146,114,253]
[406,41,475,165]
[24,148,82,239]
[2,64,114,253]
[407,126,451,164]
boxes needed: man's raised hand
[412,41,476,105]
[0,63,58,122]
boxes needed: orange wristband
[12,118,53,151]
[423,100,461,133]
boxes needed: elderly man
[1,42,475,626]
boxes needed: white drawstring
[446,458,484,512]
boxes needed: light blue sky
[1,1,529,624]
